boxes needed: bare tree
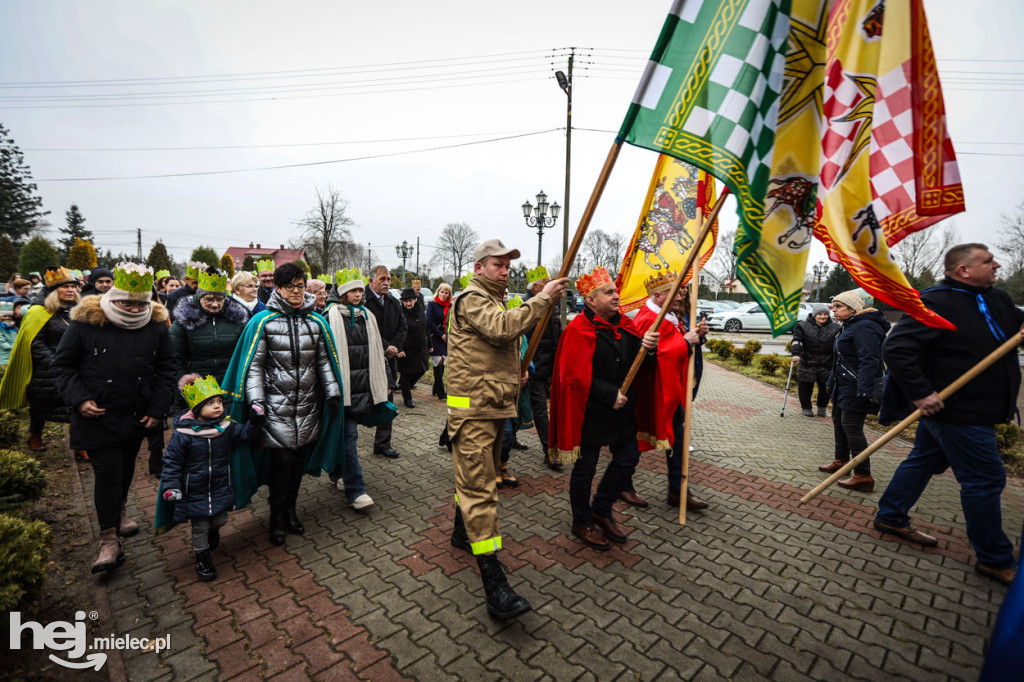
[292,185,356,273]
[891,222,958,280]
[705,229,738,282]
[580,229,630,277]
[997,203,1024,277]
[430,222,479,279]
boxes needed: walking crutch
[780,359,796,417]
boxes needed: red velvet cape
[632,304,690,452]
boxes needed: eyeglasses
[115,301,151,312]
[240,283,258,289]
[280,283,306,292]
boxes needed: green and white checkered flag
[617,0,790,230]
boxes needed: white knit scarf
[100,289,153,329]
[327,304,389,407]
[231,294,258,312]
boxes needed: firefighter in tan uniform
[446,238,569,620]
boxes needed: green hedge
[0,513,51,610]
[733,346,756,366]
[0,449,46,510]
[759,354,784,376]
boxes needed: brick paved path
[81,362,1022,680]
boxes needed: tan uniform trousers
[450,415,504,555]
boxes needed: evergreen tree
[291,259,310,274]
[18,236,58,275]
[820,265,857,300]
[59,204,93,261]
[189,245,219,269]
[0,124,49,246]
[0,234,17,281]
[66,238,98,269]
[219,253,235,278]
[96,249,117,269]
[242,255,256,272]
[146,240,173,273]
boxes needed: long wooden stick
[522,142,622,372]
[800,332,1022,505]
[618,187,729,394]
[678,211,702,526]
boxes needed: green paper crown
[458,272,473,290]
[181,375,226,410]
[317,274,333,285]
[506,294,523,309]
[198,269,227,293]
[155,269,170,280]
[526,266,549,284]
[113,262,155,296]
[185,261,205,280]
[71,269,83,280]
[335,268,363,286]
[256,258,275,273]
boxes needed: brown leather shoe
[619,490,649,509]
[976,563,1017,587]
[818,459,845,473]
[686,493,710,511]
[837,473,875,492]
[592,514,628,543]
[872,519,938,547]
[572,525,611,551]
[27,432,44,452]
[118,502,139,537]
[73,449,89,462]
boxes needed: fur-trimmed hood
[70,295,169,327]
[171,294,249,331]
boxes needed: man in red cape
[623,273,711,511]
[549,267,659,550]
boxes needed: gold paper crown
[43,266,75,289]
[643,270,678,296]
[576,266,613,297]
[526,266,549,284]
[458,272,473,290]
[506,294,523,309]
[411,280,421,287]
[113,262,155,298]
[256,258,275,273]
[335,268,363,286]
[181,375,226,410]
[317,274,332,284]
[185,261,206,280]
[198,269,227,293]
[155,269,171,280]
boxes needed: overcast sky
[2,0,1022,279]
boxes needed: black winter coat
[425,300,449,357]
[28,305,73,423]
[165,284,196,322]
[791,313,841,383]
[169,295,249,383]
[364,290,407,351]
[524,289,561,380]
[883,278,1024,425]
[161,413,255,522]
[580,308,648,447]
[50,297,177,449]
[339,311,375,416]
[398,304,429,375]
[828,310,890,414]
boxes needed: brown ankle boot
[119,503,139,537]
[837,473,875,492]
[91,528,124,574]
[818,459,845,473]
[73,449,89,462]
[27,432,44,452]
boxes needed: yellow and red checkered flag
[615,155,718,314]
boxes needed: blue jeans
[500,418,516,464]
[570,441,640,527]
[332,419,366,502]
[876,419,1015,568]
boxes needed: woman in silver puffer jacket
[245,263,341,545]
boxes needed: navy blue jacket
[161,412,256,522]
[828,310,890,414]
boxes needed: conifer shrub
[0,513,51,610]
[0,410,19,448]
[744,339,762,354]
[0,449,46,508]
[733,346,756,366]
[759,354,784,375]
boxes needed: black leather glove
[248,402,267,426]
[327,397,340,419]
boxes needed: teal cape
[154,308,346,532]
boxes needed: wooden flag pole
[678,206,704,526]
[522,142,622,372]
[618,187,729,395]
[800,332,1023,505]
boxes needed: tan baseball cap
[474,238,521,263]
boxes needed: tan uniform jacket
[446,274,552,420]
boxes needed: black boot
[148,449,163,476]
[208,526,220,551]
[433,365,447,399]
[195,550,217,582]
[268,509,287,546]
[477,554,531,620]
[451,505,470,551]
[285,494,305,535]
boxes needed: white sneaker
[689,445,694,452]
[351,493,374,510]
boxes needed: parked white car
[707,301,816,332]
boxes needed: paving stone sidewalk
[81,361,1022,681]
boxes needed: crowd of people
[0,240,1020,629]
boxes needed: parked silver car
[707,301,816,332]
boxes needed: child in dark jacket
[161,374,264,581]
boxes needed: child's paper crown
[180,374,226,410]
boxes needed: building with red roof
[223,243,307,270]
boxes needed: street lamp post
[521,190,560,267]
[812,260,830,302]
[395,240,413,286]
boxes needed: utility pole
[555,49,574,326]
[415,236,420,276]
[137,228,142,261]
[366,243,372,274]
